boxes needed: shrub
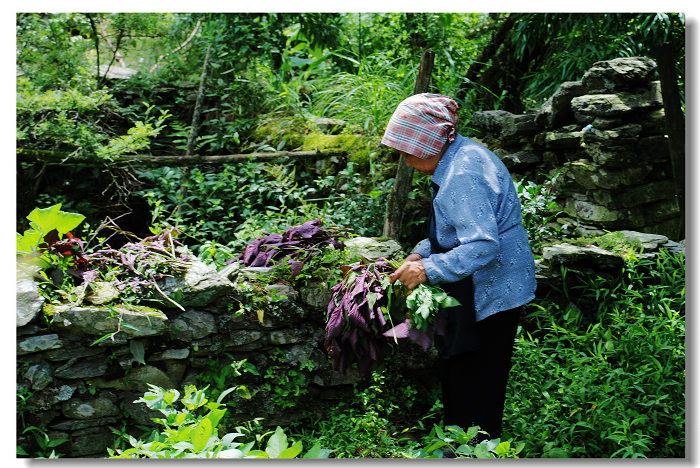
[108,384,328,458]
[505,250,685,458]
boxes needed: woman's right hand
[404,253,423,262]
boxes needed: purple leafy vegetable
[236,219,345,279]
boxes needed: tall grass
[311,54,417,137]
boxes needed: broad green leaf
[236,385,252,400]
[16,229,44,254]
[26,203,85,237]
[302,441,323,458]
[246,449,269,458]
[265,427,288,458]
[366,291,378,312]
[256,309,265,323]
[190,417,213,452]
[129,340,146,365]
[207,408,227,429]
[277,441,303,458]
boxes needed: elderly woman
[383,93,536,445]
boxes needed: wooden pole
[16,149,342,166]
[655,42,685,240]
[382,49,435,239]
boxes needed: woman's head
[381,93,459,160]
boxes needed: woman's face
[400,142,449,175]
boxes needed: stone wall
[17,237,439,457]
[17,229,684,457]
[470,57,681,240]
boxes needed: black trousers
[438,306,521,439]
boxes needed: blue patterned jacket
[412,134,537,321]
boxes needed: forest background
[10,8,692,460]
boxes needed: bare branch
[149,17,203,73]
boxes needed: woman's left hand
[389,260,427,290]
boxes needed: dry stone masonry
[470,57,681,240]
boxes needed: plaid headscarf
[381,93,459,159]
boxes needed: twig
[149,275,185,311]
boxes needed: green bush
[505,250,685,458]
[108,384,328,458]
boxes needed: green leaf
[190,417,213,452]
[207,408,227,429]
[16,229,44,254]
[26,203,85,237]
[129,340,146,365]
[235,385,252,400]
[265,427,288,458]
[277,441,303,458]
[246,449,269,458]
[302,441,325,458]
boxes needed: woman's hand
[389,258,427,290]
[404,253,423,263]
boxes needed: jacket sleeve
[420,169,500,284]
[411,238,433,258]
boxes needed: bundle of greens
[324,258,459,374]
[236,219,345,278]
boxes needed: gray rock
[500,112,541,143]
[314,117,346,134]
[17,334,62,355]
[265,283,298,301]
[24,363,54,391]
[99,365,175,392]
[45,345,105,362]
[564,199,620,223]
[470,110,513,136]
[499,151,542,171]
[345,236,404,261]
[62,397,118,419]
[85,281,120,305]
[55,385,75,402]
[160,259,234,308]
[67,425,115,457]
[547,81,586,128]
[571,82,663,122]
[614,230,669,250]
[269,328,310,345]
[123,390,161,426]
[55,358,109,379]
[47,304,169,338]
[660,240,685,256]
[50,416,118,431]
[149,348,190,360]
[219,261,240,280]
[564,160,653,191]
[536,130,583,150]
[170,310,217,341]
[224,330,265,348]
[582,57,657,93]
[543,243,625,271]
[237,266,276,280]
[16,267,44,327]
[299,281,332,310]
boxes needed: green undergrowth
[505,249,685,458]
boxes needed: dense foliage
[17,12,685,459]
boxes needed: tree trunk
[382,49,435,240]
[655,42,685,239]
[456,14,516,102]
[177,43,212,218]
